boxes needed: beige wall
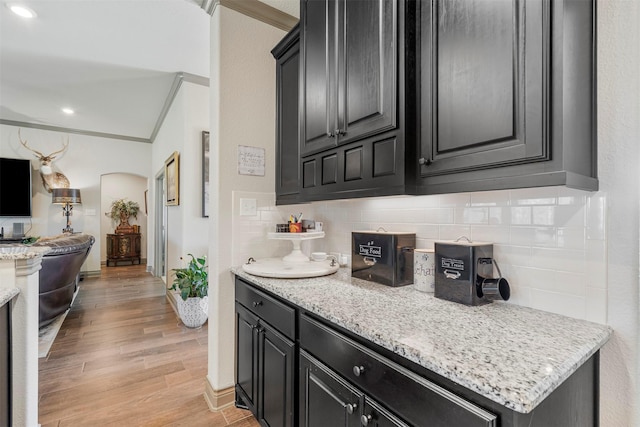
[207,5,287,391]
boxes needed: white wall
[0,124,152,272]
[208,5,286,392]
[100,173,148,262]
[149,81,210,281]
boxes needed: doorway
[155,169,167,282]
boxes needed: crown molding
[0,119,151,143]
[1,72,209,144]
[208,0,297,31]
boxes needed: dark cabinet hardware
[252,301,262,308]
[353,365,366,377]
[361,414,372,426]
[346,403,358,415]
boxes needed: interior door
[154,170,167,281]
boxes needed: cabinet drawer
[300,314,496,427]
[235,278,296,340]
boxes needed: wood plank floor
[38,264,260,427]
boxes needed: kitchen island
[233,267,611,426]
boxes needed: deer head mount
[18,129,71,193]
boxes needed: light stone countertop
[0,245,51,260]
[232,267,612,414]
[0,288,19,307]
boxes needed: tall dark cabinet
[272,24,301,204]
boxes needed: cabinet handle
[346,403,358,415]
[352,365,365,377]
[327,131,336,138]
[252,301,263,308]
[335,129,346,136]
[361,414,372,426]
[419,157,432,166]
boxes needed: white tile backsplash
[233,187,608,324]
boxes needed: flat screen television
[0,157,33,217]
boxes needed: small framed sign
[238,145,265,176]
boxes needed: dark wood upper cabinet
[420,0,546,174]
[272,25,301,204]
[417,0,598,193]
[300,0,400,157]
[276,0,597,204]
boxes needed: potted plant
[105,199,140,233]
[169,254,208,328]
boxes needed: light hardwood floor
[38,264,260,427]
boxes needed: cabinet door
[258,322,295,427]
[299,351,362,427]
[274,26,301,202]
[338,0,397,146]
[361,398,410,427]
[301,0,398,157]
[420,0,547,176]
[300,0,338,155]
[235,303,259,414]
[0,303,10,427]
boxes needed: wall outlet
[239,198,257,216]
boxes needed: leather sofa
[32,234,95,328]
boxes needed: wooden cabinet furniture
[416,0,597,194]
[235,273,603,427]
[272,24,301,205]
[235,278,295,427]
[297,0,417,202]
[0,300,12,427]
[274,0,597,204]
[106,233,141,267]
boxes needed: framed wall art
[165,151,180,206]
[202,131,210,217]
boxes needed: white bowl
[311,252,327,261]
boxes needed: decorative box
[352,231,415,287]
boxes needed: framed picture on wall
[165,151,180,206]
[202,131,210,217]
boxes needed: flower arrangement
[105,199,140,229]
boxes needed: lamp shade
[52,188,82,204]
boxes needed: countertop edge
[0,288,20,307]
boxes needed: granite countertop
[0,245,51,260]
[232,267,612,414]
[0,288,19,307]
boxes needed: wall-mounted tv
[0,157,33,217]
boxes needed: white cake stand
[266,231,325,262]
[241,231,339,278]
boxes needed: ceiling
[0,0,212,143]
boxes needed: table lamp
[52,188,82,233]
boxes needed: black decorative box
[352,231,415,287]
[434,240,494,306]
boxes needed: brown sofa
[31,234,95,327]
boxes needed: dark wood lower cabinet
[106,233,141,267]
[1,301,12,427]
[300,350,362,427]
[235,275,600,427]
[235,288,295,427]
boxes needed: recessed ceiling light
[8,4,37,19]
[62,108,75,115]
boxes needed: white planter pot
[176,296,208,328]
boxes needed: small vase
[176,296,208,328]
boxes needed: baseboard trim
[204,381,235,411]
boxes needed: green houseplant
[170,254,208,328]
[105,199,140,232]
